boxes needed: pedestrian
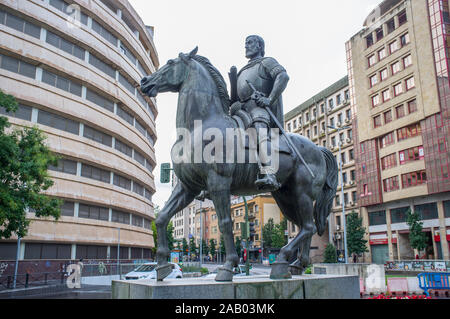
[353,254,357,263]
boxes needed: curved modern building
[0,0,158,261]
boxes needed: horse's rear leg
[271,191,315,279]
[155,182,197,280]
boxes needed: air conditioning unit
[349,201,354,206]
[337,122,342,127]
[336,234,342,240]
[343,99,349,105]
[349,180,355,185]
[351,202,356,206]
[345,118,350,124]
[336,225,340,231]
[346,138,351,144]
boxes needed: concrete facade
[0,0,158,260]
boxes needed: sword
[246,80,316,179]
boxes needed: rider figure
[232,35,290,192]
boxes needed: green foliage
[271,218,288,249]
[324,243,338,263]
[346,211,368,256]
[0,90,61,239]
[167,221,174,251]
[209,239,216,258]
[406,208,427,251]
[182,238,189,253]
[189,237,197,255]
[219,235,226,255]
[304,265,312,274]
[235,236,242,257]
[262,218,275,248]
[201,239,209,256]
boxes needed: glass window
[391,61,401,75]
[396,105,405,119]
[369,210,386,226]
[380,68,388,81]
[115,139,133,157]
[414,203,438,220]
[83,125,112,147]
[403,54,412,68]
[0,103,32,121]
[37,109,79,135]
[61,201,75,216]
[86,88,114,112]
[49,158,77,175]
[117,105,134,125]
[405,77,415,90]
[390,206,409,223]
[408,99,417,113]
[88,53,116,79]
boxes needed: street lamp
[328,124,351,264]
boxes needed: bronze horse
[141,47,338,281]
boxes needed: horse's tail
[313,147,339,236]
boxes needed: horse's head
[140,47,198,97]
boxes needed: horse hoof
[156,263,173,281]
[288,264,304,276]
[215,267,234,282]
[270,262,292,280]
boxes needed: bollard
[7,276,11,289]
[44,273,48,285]
[25,273,29,288]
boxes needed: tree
[189,237,197,257]
[209,239,216,260]
[346,211,368,261]
[0,90,61,239]
[182,238,189,255]
[406,208,427,253]
[262,218,275,248]
[219,235,226,257]
[324,243,338,263]
[235,236,242,257]
[201,239,209,257]
[271,218,288,249]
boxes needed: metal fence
[0,272,66,290]
[385,260,450,272]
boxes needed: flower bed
[368,293,431,299]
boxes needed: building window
[49,158,77,175]
[0,103,32,121]
[25,243,71,260]
[396,105,405,119]
[400,33,410,47]
[373,115,382,128]
[376,27,384,41]
[46,30,85,60]
[371,95,380,107]
[368,54,376,67]
[88,53,116,79]
[414,203,438,220]
[0,8,41,39]
[381,153,397,170]
[369,210,386,226]
[79,204,109,221]
[391,61,401,75]
[0,54,36,79]
[401,170,427,188]
[115,138,133,157]
[408,99,417,114]
[37,109,79,135]
[61,201,75,217]
[397,123,421,141]
[390,206,409,223]
[394,83,403,96]
[387,18,396,34]
[92,18,118,46]
[42,69,82,96]
[405,77,415,90]
[389,40,399,54]
[380,68,388,81]
[378,47,386,60]
[83,125,112,147]
[399,146,424,165]
[81,163,111,183]
[86,88,114,112]
[369,74,378,87]
[379,131,395,148]
[383,176,399,192]
[382,89,391,102]
[113,173,132,190]
[112,209,130,225]
[398,10,407,26]
[329,98,334,108]
[384,109,392,124]
[117,105,134,126]
[366,34,374,48]
[403,54,412,68]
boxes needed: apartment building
[0,0,158,261]
[284,76,360,262]
[346,0,450,263]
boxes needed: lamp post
[328,124,351,264]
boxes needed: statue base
[112,274,359,299]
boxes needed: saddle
[231,109,292,155]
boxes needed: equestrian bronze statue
[140,36,338,281]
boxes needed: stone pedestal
[112,274,360,299]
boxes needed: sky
[128,0,383,208]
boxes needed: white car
[205,265,253,278]
[125,262,183,280]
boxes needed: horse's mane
[191,55,231,114]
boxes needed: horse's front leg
[155,182,197,280]
[207,174,238,282]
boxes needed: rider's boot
[254,126,280,192]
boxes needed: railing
[0,272,66,290]
[385,260,450,272]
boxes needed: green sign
[160,163,171,183]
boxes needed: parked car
[125,262,183,280]
[205,265,253,278]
